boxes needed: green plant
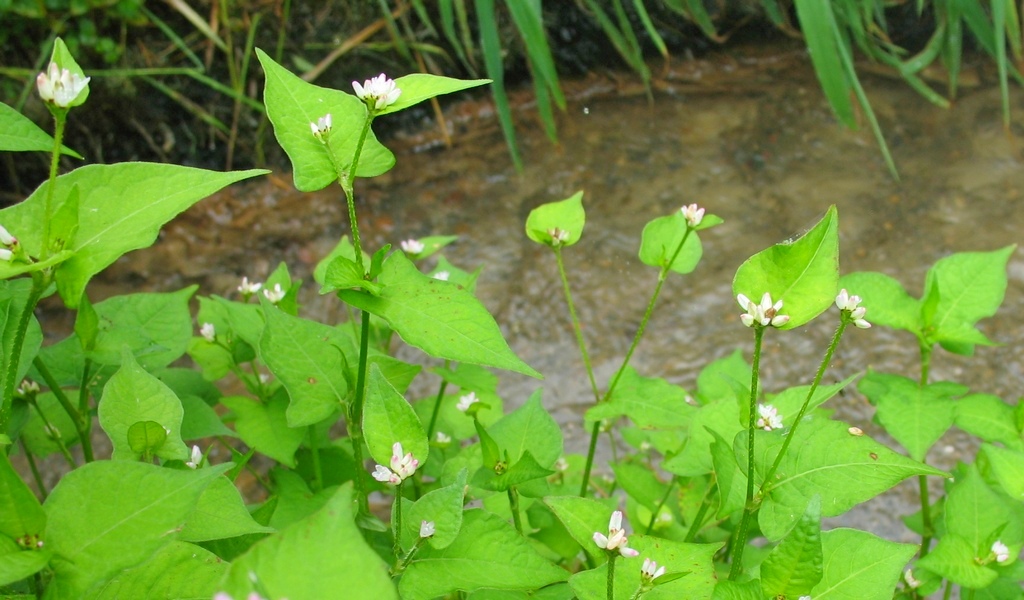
[1,35,1020,600]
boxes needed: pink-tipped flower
[310,113,332,142]
[992,540,1011,563]
[756,404,784,431]
[835,289,871,328]
[371,464,401,485]
[0,224,16,247]
[592,510,640,558]
[390,442,419,480]
[353,74,401,111]
[36,61,90,108]
[737,292,788,328]
[680,203,705,228]
[641,557,666,581]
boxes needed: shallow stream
[73,40,1024,544]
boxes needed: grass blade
[475,0,521,169]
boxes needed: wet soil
[39,39,1024,547]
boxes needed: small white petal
[419,520,435,538]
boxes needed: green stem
[508,486,523,534]
[918,342,934,557]
[41,111,67,261]
[350,310,372,516]
[426,361,451,439]
[762,321,847,488]
[77,359,93,462]
[308,425,323,492]
[338,114,374,274]
[919,342,932,386]
[26,396,75,468]
[0,277,46,431]
[20,438,48,500]
[580,420,601,497]
[32,357,87,464]
[729,326,765,580]
[606,553,617,600]
[645,476,676,534]
[393,480,405,559]
[553,246,600,403]
[684,480,715,543]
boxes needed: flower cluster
[680,203,705,228]
[310,113,331,143]
[592,510,639,557]
[237,277,262,297]
[456,391,480,413]
[371,442,418,485]
[263,284,286,304]
[36,61,90,108]
[0,224,19,262]
[199,323,216,343]
[353,74,401,112]
[641,558,665,582]
[401,239,425,255]
[547,228,570,247]
[991,540,1011,563]
[185,445,203,469]
[835,289,871,328]
[756,404,784,431]
[737,293,789,328]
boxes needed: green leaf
[524,191,585,247]
[379,73,491,116]
[760,495,823,598]
[86,287,197,370]
[981,444,1024,500]
[663,398,740,477]
[956,394,1023,450]
[858,372,965,461]
[399,509,568,600]
[757,417,947,540]
[48,37,90,108]
[180,394,235,439]
[126,421,167,457]
[0,451,46,544]
[0,164,266,307]
[222,391,304,467]
[696,349,750,404]
[256,49,394,192]
[922,246,1015,354]
[0,280,43,400]
[178,476,275,543]
[363,363,429,469]
[0,539,52,588]
[43,461,228,598]
[321,254,380,295]
[86,541,226,600]
[399,469,467,551]
[586,366,696,428]
[917,533,998,589]
[710,430,746,519]
[839,271,920,333]
[943,464,1022,550]
[711,579,763,600]
[339,252,540,378]
[810,528,917,599]
[98,349,190,462]
[638,212,703,274]
[545,495,617,561]
[220,484,398,599]
[769,374,860,426]
[488,390,562,468]
[475,450,553,492]
[733,205,839,329]
[259,300,348,427]
[0,101,81,157]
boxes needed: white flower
[756,403,784,431]
[0,224,17,246]
[835,289,871,328]
[593,510,639,557]
[262,284,286,304]
[904,569,921,589]
[372,442,418,485]
[435,431,452,445]
[401,239,425,254]
[17,379,39,395]
[352,73,401,111]
[432,271,450,281]
[199,322,216,342]
[0,249,11,262]
[186,445,202,469]
[547,228,570,246]
[553,457,569,472]
[680,203,705,228]
[310,113,331,142]
[420,520,435,538]
[737,292,789,328]
[456,391,480,412]
[36,61,90,108]
[237,277,262,296]
[641,557,666,581]
[992,540,1011,563]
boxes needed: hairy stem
[729,326,765,580]
[41,111,66,260]
[350,310,372,516]
[508,486,523,534]
[0,278,45,431]
[606,553,618,600]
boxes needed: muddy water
[85,41,1023,543]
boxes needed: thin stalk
[308,425,323,492]
[41,112,67,260]
[26,396,75,468]
[729,326,765,580]
[606,553,618,600]
[338,114,375,274]
[508,486,523,534]
[20,438,48,500]
[425,361,451,439]
[32,357,88,465]
[393,480,405,558]
[580,420,601,497]
[77,359,93,462]
[762,321,847,487]
[918,342,934,557]
[645,476,676,534]
[684,480,715,543]
[0,278,45,430]
[350,310,373,515]
[553,246,600,402]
